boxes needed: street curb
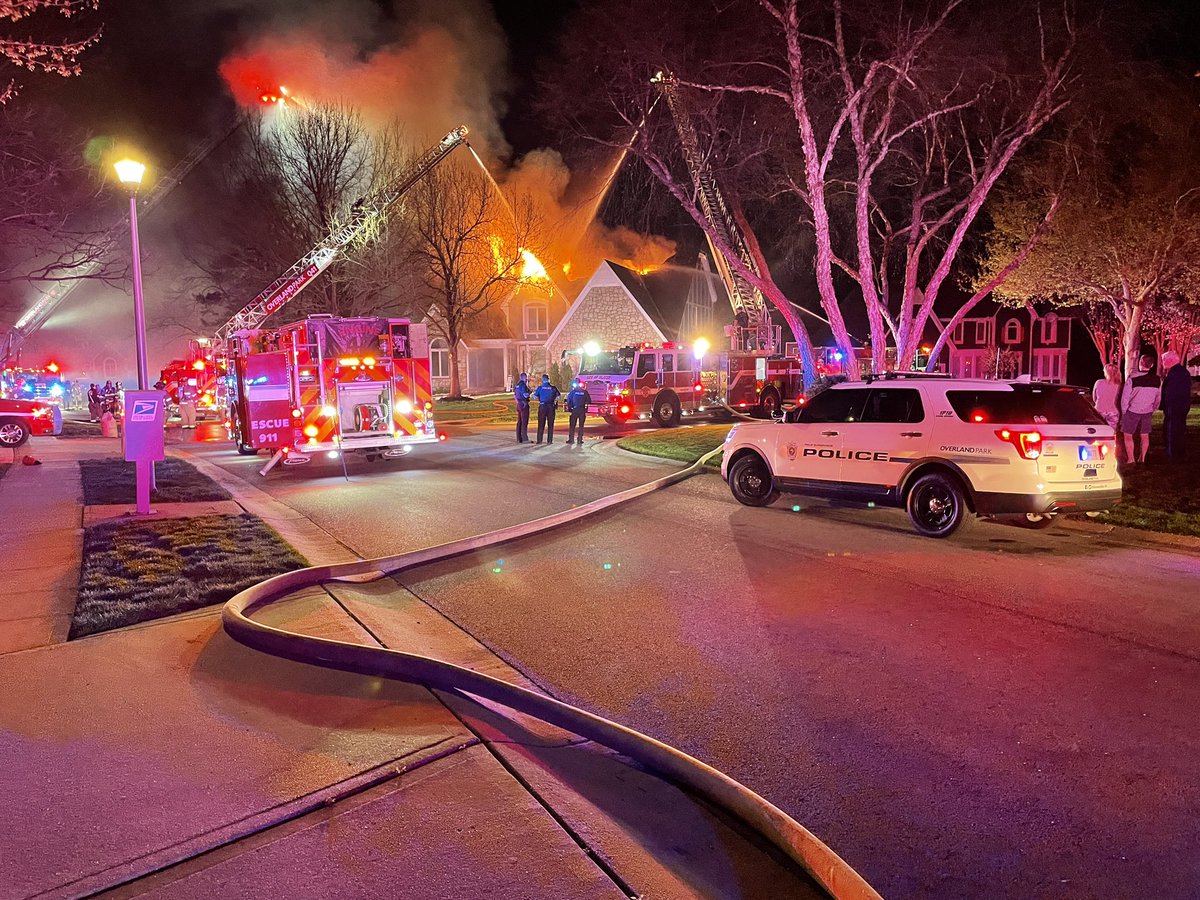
[222,449,880,900]
[170,448,359,566]
[1059,516,1200,552]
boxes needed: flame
[562,261,572,277]
[520,249,548,282]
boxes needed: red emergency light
[46,361,60,373]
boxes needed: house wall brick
[546,285,661,364]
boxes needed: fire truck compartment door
[244,351,294,447]
[337,381,393,436]
[406,323,428,359]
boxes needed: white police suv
[721,375,1121,537]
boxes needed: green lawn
[1099,409,1200,537]
[57,417,104,439]
[70,513,307,639]
[616,424,732,466]
[80,457,231,506]
[434,393,518,423]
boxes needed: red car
[0,398,62,448]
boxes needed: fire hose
[222,447,881,900]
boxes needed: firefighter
[532,374,561,444]
[513,372,532,443]
[565,379,591,445]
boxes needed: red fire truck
[160,339,225,420]
[0,361,68,405]
[578,341,805,427]
[227,315,442,474]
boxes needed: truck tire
[231,421,257,455]
[0,418,30,448]
[757,386,782,419]
[728,454,779,507]
[652,391,681,428]
[906,472,970,538]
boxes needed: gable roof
[607,261,733,341]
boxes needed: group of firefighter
[512,372,591,445]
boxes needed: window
[661,353,674,372]
[636,354,657,377]
[1003,319,1022,344]
[430,339,450,379]
[523,303,548,337]
[861,389,924,424]
[797,388,871,423]
[952,322,964,344]
[946,386,1104,425]
[1039,313,1058,344]
[974,320,988,344]
[1032,350,1065,383]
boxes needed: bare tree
[405,162,543,398]
[0,101,123,311]
[0,0,101,104]
[185,105,418,328]
[549,0,1075,379]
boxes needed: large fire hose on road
[222,447,881,900]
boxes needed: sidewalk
[0,438,86,654]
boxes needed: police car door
[776,387,869,485]
[846,387,929,492]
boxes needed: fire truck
[579,341,804,427]
[0,361,68,405]
[160,338,225,420]
[214,125,469,474]
[227,315,441,474]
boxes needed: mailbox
[122,390,165,514]
[123,391,166,462]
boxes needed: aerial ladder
[0,114,247,368]
[213,126,470,340]
[651,71,777,355]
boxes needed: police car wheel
[906,472,968,538]
[728,455,778,507]
[0,418,30,448]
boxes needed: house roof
[607,261,733,341]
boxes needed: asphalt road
[191,423,1200,899]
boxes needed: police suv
[721,374,1121,537]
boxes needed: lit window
[1040,313,1058,344]
[524,303,548,337]
[430,339,450,378]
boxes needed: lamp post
[113,159,149,390]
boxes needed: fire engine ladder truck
[212,126,470,340]
[651,70,777,355]
[0,114,247,369]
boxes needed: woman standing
[1092,363,1122,430]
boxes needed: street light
[114,158,149,390]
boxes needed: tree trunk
[1121,302,1145,380]
[448,343,462,398]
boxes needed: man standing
[565,380,592,445]
[513,372,532,443]
[532,374,560,444]
[1120,354,1163,466]
[86,383,100,421]
[1161,350,1192,461]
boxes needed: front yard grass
[616,424,732,466]
[70,513,307,639]
[80,457,231,506]
[1099,409,1200,538]
[435,393,518,422]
